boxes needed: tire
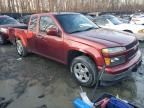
[16,39,28,57]
[0,34,6,45]
[70,56,98,87]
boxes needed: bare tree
[0,0,144,13]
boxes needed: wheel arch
[67,49,97,67]
[15,35,28,47]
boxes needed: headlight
[102,47,126,66]
[0,28,8,33]
[138,29,144,33]
[104,55,126,66]
[102,47,126,55]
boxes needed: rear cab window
[28,15,38,32]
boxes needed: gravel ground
[0,43,144,108]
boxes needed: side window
[28,16,38,31]
[39,16,56,33]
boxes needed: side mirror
[46,27,58,36]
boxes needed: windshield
[108,17,122,25]
[0,16,19,25]
[55,14,99,33]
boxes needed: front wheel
[70,56,98,87]
[16,39,28,57]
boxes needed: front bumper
[101,59,142,82]
[98,50,142,83]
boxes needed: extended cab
[11,12,142,87]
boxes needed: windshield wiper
[70,27,97,34]
[70,30,84,34]
[83,27,97,31]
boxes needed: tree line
[0,0,144,13]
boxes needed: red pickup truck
[11,12,142,87]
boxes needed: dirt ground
[0,43,144,108]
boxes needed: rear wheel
[0,34,6,45]
[70,56,98,87]
[16,39,28,56]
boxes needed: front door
[35,15,64,62]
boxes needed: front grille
[125,39,139,60]
[125,39,138,49]
[127,45,138,60]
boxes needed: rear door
[27,15,38,52]
[35,15,64,62]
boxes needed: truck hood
[70,28,136,47]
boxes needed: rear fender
[15,31,28,47]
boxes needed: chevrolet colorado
[11,12,142,87]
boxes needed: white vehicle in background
[130,14,144,25]
[94,15,144,41]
